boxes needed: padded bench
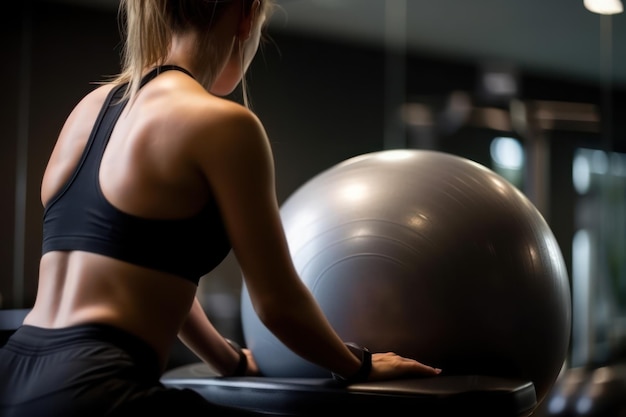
[162,363,537,416]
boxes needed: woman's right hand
[368,352,441,381]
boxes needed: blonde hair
[113,0,274,105]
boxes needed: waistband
[7,323,161,376]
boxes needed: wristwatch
[225,338,248,377]
[331,342,372,384]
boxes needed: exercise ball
[241,149,571,404]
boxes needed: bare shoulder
[176,93,271,163]
[57,83,119,147]
[72,83,117,115]
[165,93,276,195]
[42,83,120,205]
[185,93,266,140]
[60,83,117,133]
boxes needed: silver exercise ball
[241,149,571,404]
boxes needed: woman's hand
[368,352,441,381]
[242,348,261,376]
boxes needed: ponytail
[110,0,276,104]
[113,0,170,101]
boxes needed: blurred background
[1,0,625,414]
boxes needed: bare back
[25,70,229,368]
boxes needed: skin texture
[25,0,441,381]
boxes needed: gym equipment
[536,364,626,416]
[163,149,569,415]
[240,149,571,404]
[162,362,537,416]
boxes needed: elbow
[253,301,281,329]
[253,299,293,333]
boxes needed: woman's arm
[178,296,259,376]
[190,101,440,381]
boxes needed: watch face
[345,342,367,361]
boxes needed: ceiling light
[584,0,624,15]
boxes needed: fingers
[414,361,442,375]
[370,352,442,380]
[396,354,441,374]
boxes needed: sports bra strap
[140,65,195,88]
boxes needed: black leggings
[0,324,256,417]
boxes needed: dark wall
[0,4,23,309]
[0,1,122,308]
[247,33,388,203]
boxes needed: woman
[0,1,441,416]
